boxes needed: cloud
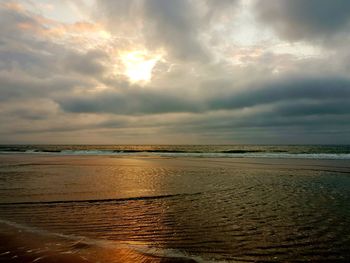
[142,0,207,61]
[58,75,350,119]
[1,1,350,144]
[57,88,201,115]
[62,49,109,76]
[0,68,91,103]
[0,3,110,101]
[96,0,207,60]
[208,76,350,111]
[254,0,350,42]
[95,0,239,61]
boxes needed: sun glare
[121,51,161,84]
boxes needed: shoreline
[0,222,197,263]
[1,154,349,261]
[1,150,350,161]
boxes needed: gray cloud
[96,0,239,61]
[0,6,57,76]
[1,1,350,144]
[0,4,107,103]
[142,0,207,61]
[254,0,350,42]
[58,75,350,119]
[156,105,350,144]
[204,0,238,20]
[274,100,350,117]
[62,49,109,76]
[58,88,202,115]
[0,69,90,102]
[208,76,350,110]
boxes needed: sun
[121,51,161,84]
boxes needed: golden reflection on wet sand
[0,223,197,263]
[0,155,350,261]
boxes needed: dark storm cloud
[254,0,350,42]
[58,88,202,115]
[205,119,350,144]
[208,76,350,111]
[159,103,350,144]
[274,100,350,117]
[168,113,350,134]
[58,76,350,118]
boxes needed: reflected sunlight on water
[0,155,350,261]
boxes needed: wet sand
[1,154,350,262]
[0,223,196,263]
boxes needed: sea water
[0,150,349,262]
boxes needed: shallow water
[0,155,350,262]
[1,144,350,159]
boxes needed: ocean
[1,144,350,159]
[0,146,350,262]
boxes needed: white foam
[2,150,350,159]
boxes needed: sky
[0,0,350,144]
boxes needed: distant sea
[1,144,350,159]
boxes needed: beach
[2,0,350,261]
[0,221,197,263]
[1,154,350,262]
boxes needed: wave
[1,150,350,159]
[0,192,203,206]
[1,145,350,159]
